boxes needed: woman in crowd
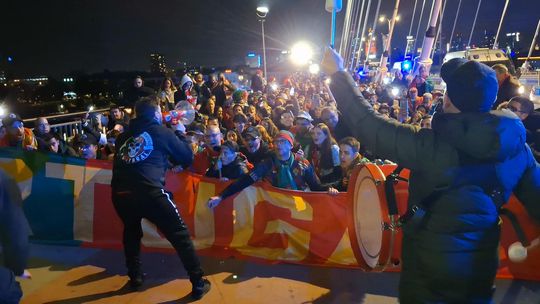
[158,77,177,111]
[305,123,341,188]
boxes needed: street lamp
[379,15,400,32]
[290,41,313,66]
[256,6,269,82]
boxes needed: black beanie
[441,59,498,113]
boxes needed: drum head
[352,165,384,269]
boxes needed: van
[443,48,516,75]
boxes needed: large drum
[347,163,409,271]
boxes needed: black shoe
[191,278,211,300]
[128,269,144,289]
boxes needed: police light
[402,60,412,72]
[0,105,6,117]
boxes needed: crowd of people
[0,58,540,302]
[0,62,539,192]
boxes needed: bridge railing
[22,108,110,141]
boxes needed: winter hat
[274,130,295,146]
[2,113,23,128]
[233,89,245,103]
[180,74,193,91]
[441,59,498,113]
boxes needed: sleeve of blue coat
[329,71,450,172]
[514,153,540,223]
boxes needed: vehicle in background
[443,48,517,76]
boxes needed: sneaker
[128,269,144,289]
[191,278,211,300]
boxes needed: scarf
[273,155,298,190]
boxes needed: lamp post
[256,6,269,81]
[378,13,400,73]
[378,0,400,84]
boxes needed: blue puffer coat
[330,71,540,303]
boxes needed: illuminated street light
[256,6,269,18]
[309,63,320,74]
[256,6,269,81]
[290,41,313,66]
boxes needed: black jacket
[240,142,272,166]
[112,117,193,190]
[121,86,155,108]
[205,154,249,179]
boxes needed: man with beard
[240,126,271,165]
[293,111,314,151]
[322,48,540,304]
[0,114,37,150]
[193,73,212,105]
[192,125,222,175]
[121,76,155,110]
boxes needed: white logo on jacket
[119,132,154,164]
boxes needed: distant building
[480,30,495,49]
[504,32,521,54]
[450,33,465,52]
[0,70,6,84]
[245,52,261,68]
[150,53,167,74]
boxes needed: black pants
[112,187,203,282]
[0,267,22,304]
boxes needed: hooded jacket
[330,71,540,302]
[112,116,193,190]
[205,153,250,180]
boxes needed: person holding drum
[321,48,540,303]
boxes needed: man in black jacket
[121,76,155,110]
[112,97,210,300]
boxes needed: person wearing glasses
[191,125,222,175]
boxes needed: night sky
[2,0,539,77]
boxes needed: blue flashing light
[7,56,13,62]
[247,53,256,57]
[402,60,412,72]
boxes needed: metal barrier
[23,108,110,141]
